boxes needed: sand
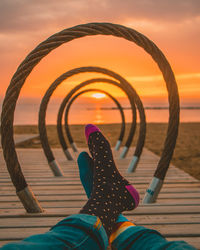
[12,122,200,181]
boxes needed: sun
[91,93,106,99]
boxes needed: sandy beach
[12,122,200,181]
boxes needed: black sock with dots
[80,125,139,236]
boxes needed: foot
[77,151,94,199]
[80,124,139,236]
[77,151,129,223]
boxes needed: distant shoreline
[87,106,200,110]
[1,104,200,124]
[11,121,200,126]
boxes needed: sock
[77,151,128,223]
[77,151,94,199]
[80,124,140,236]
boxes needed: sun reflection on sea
[94,108,104,124]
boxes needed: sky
[0,0,200,106]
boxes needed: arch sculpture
[63,88,126,153]
[56,76,146,161]
[39,69,146,177]
[39,74,137,166]
[62,78,145,155]
[61,78,146,158]
[1,23,179,212]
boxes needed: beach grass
[13,123,200,181]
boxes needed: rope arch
[1,22,179,212]
[39,69,145,175]
[60,77,145,157]
[64,88,126,153]
[52,75,137,162]
[61,78,146,161]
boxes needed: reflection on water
[10,104,200,124]
[0,99,197,124]
[94,109,104,124]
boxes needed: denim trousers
[1,214,196,250]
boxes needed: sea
[0,98,199,125]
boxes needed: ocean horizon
[1,98,200,125]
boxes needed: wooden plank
[0,147,199,248]
[1,190,200,197]
[0,134,39,148]
[0,166,185,172]
[0,167,186,172]
[0,228,48,240]
[0,163,187,170]
[0,170,191,177]
[1,182,199,190]
[1,200,200,210]
[1,180,198,188]
[0,170,195,180]
[0,174,196,180]
[145,224,200,237]
[1,189,200,198]
[1,192,200,202]
[1,204,200,217]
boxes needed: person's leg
[77,151,94,199]
[1,214,108,249]
[1,125,118,249]
[78,132,196,250]
[79,124,139,236]
[110,223,196,249]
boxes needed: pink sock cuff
[85,124,101,142]
[125,185,140,208]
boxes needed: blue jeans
[1,214,196,250]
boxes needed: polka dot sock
[77,151,129,223]
[80,124,139,236]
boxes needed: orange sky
[0,0,200,105]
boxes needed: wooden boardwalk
[0,147,200,248]
[0,134,39,147]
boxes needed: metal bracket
[127,156,139,173]
[120,146,129,159]
[143,177,163,203]
[49,159,64,176]
[114,140,121,151]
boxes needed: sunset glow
[0,0,200,116]
[91,93,106,99]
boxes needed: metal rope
[55,76,143,160]
[64,88,126,152]
[53,70,145,166]
[1,22,179,212]
[39,72,137,166]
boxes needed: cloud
[0,0,199,35]
[127,73,200,82]
[0,0,199,101]
[104,0,200,22]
